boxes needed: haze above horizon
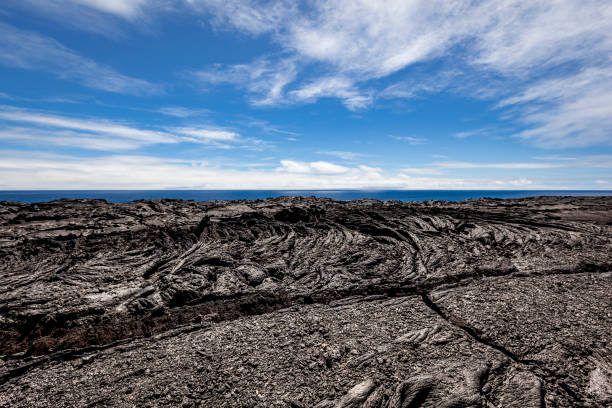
[0,1,611,190]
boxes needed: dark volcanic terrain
[0,195,610,407]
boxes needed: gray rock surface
[0,195,610,407]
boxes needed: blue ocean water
[0,190,610,204]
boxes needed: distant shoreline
[1,189,610,204]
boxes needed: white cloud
[273,0,612,80]
[8,0,152,20]
[433,157,612,169]
[0,106,259,150]
[4,1,117,36]
[0,106,174,144]
[509,178,533,187]
[472,1,612,75]
[0,127,144,151]
[309,161,349,174]
[277,160,349,174]
[156,106,210,117]
[192,58,297,105]
[434,161,563,170]
[453,129,493,139]
[7,0,612,149]
[533,155,577,161]
[2,0,172,37]
[392,136,426,145]
[289,76,372,110]
[284,1,463,78]
[0,22,162,95]
[193,1,474,108]
[357,165,382,174]
[189,0,612,147]
[277,160,311,173]
[70,0,149,18]
[172,127,239,142]
[379,69,458,99]
[0,151,607,190]
[573,155,612,168]
[0,151,514,190]
[317,151,375,161]
[499,67,612,147]
[400,168,444,176]
[188,0,296,35]
[493,178,533,187]
[238,117,300,136]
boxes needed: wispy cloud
[0,106,261,150]
[68,0,150,19]
[188,0,296,35]
[391,136,426,145]
[499,67,612,147]
[192,57,297,106]
[0,150,607,190]
[400,156,612,177]
[317,151,375,161]
[156,106,210,118]
[0,22,162,95]
[171,127,239,146]
[238,117,300,136]
[277,160,350,174]
[11,0,612,126]
[2,0,161,36]
[0,106,173,144]
[572,155,612,168]
[290,76,373,110]
[533,155,577,161]
[453,128,494,139]
[0,127,145,150]
[9,0,152,20]
[494,178,533,187]
[309,161,350,174]
[433,161,564,170]
[379,69,459,100]
[472,2,612,75]
[400,168,445,176]
[187,0,612,148]
[178,129,237,142]
[433,156,612,169]
[284,2,461,79]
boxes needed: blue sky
[0,0,610,189]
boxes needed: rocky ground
[0,195,610,407]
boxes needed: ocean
[0,190,610,204]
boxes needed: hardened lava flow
[0,195,610,407]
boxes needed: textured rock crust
[0,195,610,407]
